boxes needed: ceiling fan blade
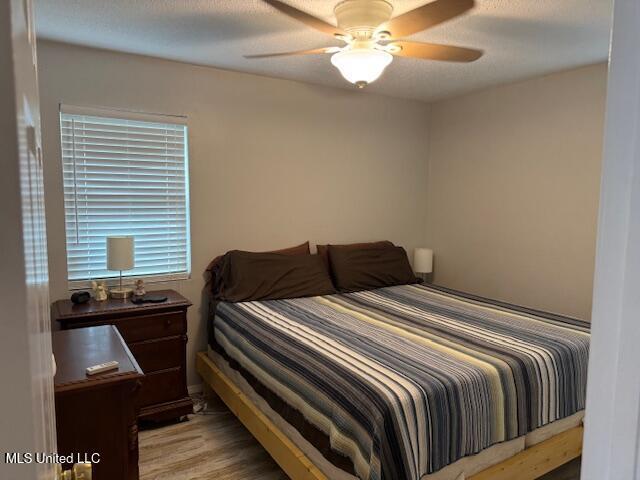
[389,41,482,62]
[262,0,344,36]
[382,0,475,39]
[244,47,338,59]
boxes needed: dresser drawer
[129,336,184,374]
[116,311,185,343]
[139,367,185,407]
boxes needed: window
[60,105,190,286]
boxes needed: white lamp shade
[414,248,433,274]
[331,48,393,86]
[107,236,134,271]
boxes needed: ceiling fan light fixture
[330,48,393,87]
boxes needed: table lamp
[107,236,134,299]
[414,247,433,282]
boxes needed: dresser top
[52,289,191,322]
[53,325,143,392]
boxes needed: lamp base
[110,288,133,299]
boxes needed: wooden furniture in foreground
[53,290,193,423]
[53,325,143,480]
[196,351,583,480]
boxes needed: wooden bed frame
[197,352,582,480]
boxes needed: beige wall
[37,41,430,385]
[37,40,606,386]
[426,63,607,320]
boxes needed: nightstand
[52,289,193,423]
[53,325,143,480]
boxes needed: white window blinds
[60,106,191,284]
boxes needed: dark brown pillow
[328,245,416,293]
[217,251,336,302]
[206,241,310,274]
[205,241,310,298]
[316,241,394,272]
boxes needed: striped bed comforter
[211,284,590,480]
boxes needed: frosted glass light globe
[331,48,393,87]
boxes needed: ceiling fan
[246,0,483,88]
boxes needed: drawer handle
[165,318,172,326]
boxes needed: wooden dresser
[53,325,143,480]
[52,289,193,423]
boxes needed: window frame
[59,104,192,290]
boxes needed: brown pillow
[216,251,336,302]
[205,241,310,298]
[206,241,310,274]
[328,245,417,293]
[316,241,394,272]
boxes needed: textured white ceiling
[34,0,612,102]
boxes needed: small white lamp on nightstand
[414,248,433,282]
[107,236,134,299]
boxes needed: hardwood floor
[139,394,580,480]
[139,399,286,480]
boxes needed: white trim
[68,271,191,291]
[188,383,203,395]
[581,0,640,478]
[59,103,188,125]
[183,120,193,285]
[1,1,57,476]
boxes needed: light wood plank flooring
[139,404,287,479]
[139,394,580,480]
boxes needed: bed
[198,283,589,480]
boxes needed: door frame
[581,0,640,478]
[0,1,56,479]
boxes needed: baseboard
[188,383,203,395]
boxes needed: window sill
[68,272,191,291]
